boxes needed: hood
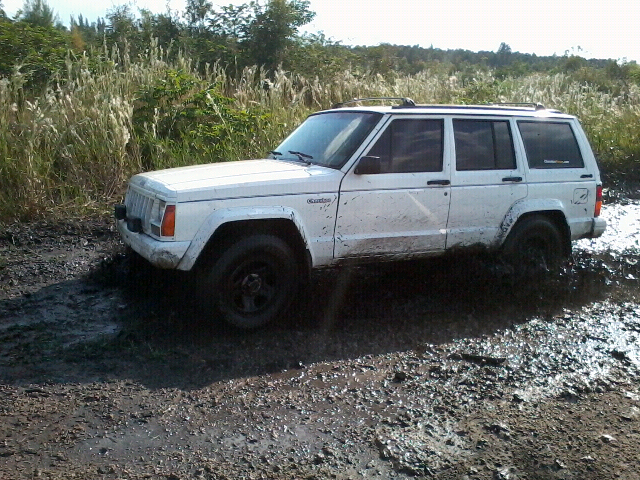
[129,159,344,202]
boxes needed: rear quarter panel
[512,118,600,240]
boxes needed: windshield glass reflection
[271,111,382,168]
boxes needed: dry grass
[1,47,639,221]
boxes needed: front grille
[125,188,154,231]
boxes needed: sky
[3,0,639,62]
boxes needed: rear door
[334,116,451,259]
[447,117,528,249]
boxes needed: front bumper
[117,219,190,269]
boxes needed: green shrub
[132,69,267,170]
[0,18,69,90]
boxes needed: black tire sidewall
[502,216,564,272]
[207,234,298,329]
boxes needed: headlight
[150,201,176,238]
[155,200,166,223]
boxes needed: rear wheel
[202,234,298,329]
[502,215,566,275]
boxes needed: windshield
[271,111,383,168]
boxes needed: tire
[502,215,566,275]
[203,234,298,329]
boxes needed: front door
[334,117,452,260]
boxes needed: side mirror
[354,156,381,175]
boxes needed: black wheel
[204,234,298,329]
[502,215,566,275]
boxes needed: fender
[176,206,311,271]
[495,198,568,247]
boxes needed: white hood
[129,159,344,202]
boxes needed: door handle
[502,176,523,182]
[427,179,450,185]
[580,174,593,178]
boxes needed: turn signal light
[594,185,602,217]
[161,205,176,237]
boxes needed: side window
[454,119,516,170]
[518,121,585,169]
[367,119,443,173]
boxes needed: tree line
[1,0,639,93]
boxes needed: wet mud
[1,194,640,479]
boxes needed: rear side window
[454,119,516,170]
[367,119,443,173]
[518,121,584,169]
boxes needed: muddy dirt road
[1,189,640,479]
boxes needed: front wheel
[502,215,566,275]
[202,234,299,329]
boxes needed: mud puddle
[578,200,640,253]
[1,199,640,479]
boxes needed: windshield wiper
[268,150,282,158]
[288,150,314,165]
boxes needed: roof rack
[330,100,564,114]
[486,102,547,111]
[332,97,416,109]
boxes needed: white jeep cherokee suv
[116,99,606,328]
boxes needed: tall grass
[1,47,639,221]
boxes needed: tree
[185,0,213,33]
[139,9,182,54]
[0,17,69,87]
[70,14,108,49]
[70,24,85,52]
[497,42,512,55]
[561,55,586,73]
[106,5,142,57]
[494,42,512,67]
[244,0,314,72]
[17,0,61,29]
[209,3,254,39]
[286,33,356,79]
